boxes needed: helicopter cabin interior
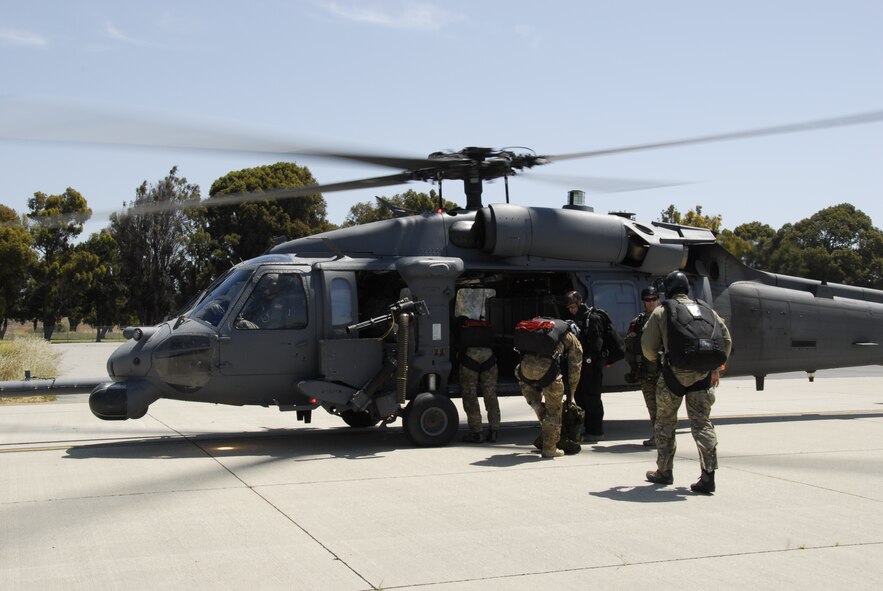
[351,268,644,397]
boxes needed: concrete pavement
[1,344,881,589]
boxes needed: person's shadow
[590,484,692,503]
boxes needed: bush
[0,337,60,381]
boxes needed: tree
[343,189,457,226]
[200,162,336,280]
[659,204,722,232]
[717,221,776,269]
[79,231,131,340]
[26,188,91,339]
[58,247,100,333]
[110,167,200,325]
[765,204,883,288]
[0,205,36,339]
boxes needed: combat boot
[541,447,565,458]
[559,440,582,455]
[486,428,499,443]
[645,469,673,485]
[690,470,716,494]
[462,431,482,443]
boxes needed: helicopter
[2,103,883,447]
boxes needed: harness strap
[517,361,559,389]
[460,354,497,373]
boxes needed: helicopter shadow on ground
[63,423,408,462]
[60,410,883,463]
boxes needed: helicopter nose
[107,325,168,377]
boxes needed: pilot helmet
[663,271,689,298]
[261,273,281,297]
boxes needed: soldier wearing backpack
[514,317,583,458]
[563,291,614,439]
[641,271,732,494]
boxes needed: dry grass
[0,337,59,404]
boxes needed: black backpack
[663,298,727,372]
[590,307,626,365]
[513,317,571,357]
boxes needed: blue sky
[2,1,882,236]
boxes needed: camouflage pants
[654,376,718,473]
[460,348,500,432]
[520,377,564,452]
[640,376,658,422]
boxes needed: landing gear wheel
[402,392,459,447]
[340,410,380,428]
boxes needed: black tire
[340,410,380,428]
[402,392,459,447]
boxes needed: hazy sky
[2,1,882,236]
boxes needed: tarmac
[1,342,882,590]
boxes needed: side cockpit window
[235,272,308,330]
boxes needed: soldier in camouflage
[641,271,732,494]
[459,346,500,442]
[516,325,583,458]
[455,288,501,443]
[624,285,662,446]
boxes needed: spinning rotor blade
[519,172,690,193]
[0,95,435,171]
[9,172,419,227]
[543,109,883,163]
[120,173,418,218]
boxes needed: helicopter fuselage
[86,203,883,446]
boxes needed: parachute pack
[663,298,728,372]
[513,317,572,357]
[591,307,626,365]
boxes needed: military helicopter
[3,103,883,447]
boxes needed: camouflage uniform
[625,311,661,425]
[517,331,583,457]
[641,294,732,474]
[459,346,500,433]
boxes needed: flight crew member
[235,273,301,330]
[624,285,662,446]
[641,271,732,494]
[563,291,605,439]
[454,288,501,443]
[516,320,583,458]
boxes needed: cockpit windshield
[189,267,253,327]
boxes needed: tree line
[0,162,454,339]
[2,161,881,339]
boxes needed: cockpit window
[190,268,253,327]
[235,272,308,330]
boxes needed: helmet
[640,286,658,300]
[663,271,689,298]
[260,273,281,298]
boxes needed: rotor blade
[0,95,435,170]
[114,172,418,218]
[518,172,691,193]
[203,173,418,208]
[544,109,883,162]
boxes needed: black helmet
[640,286,658,300]
[663,271,689,298]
